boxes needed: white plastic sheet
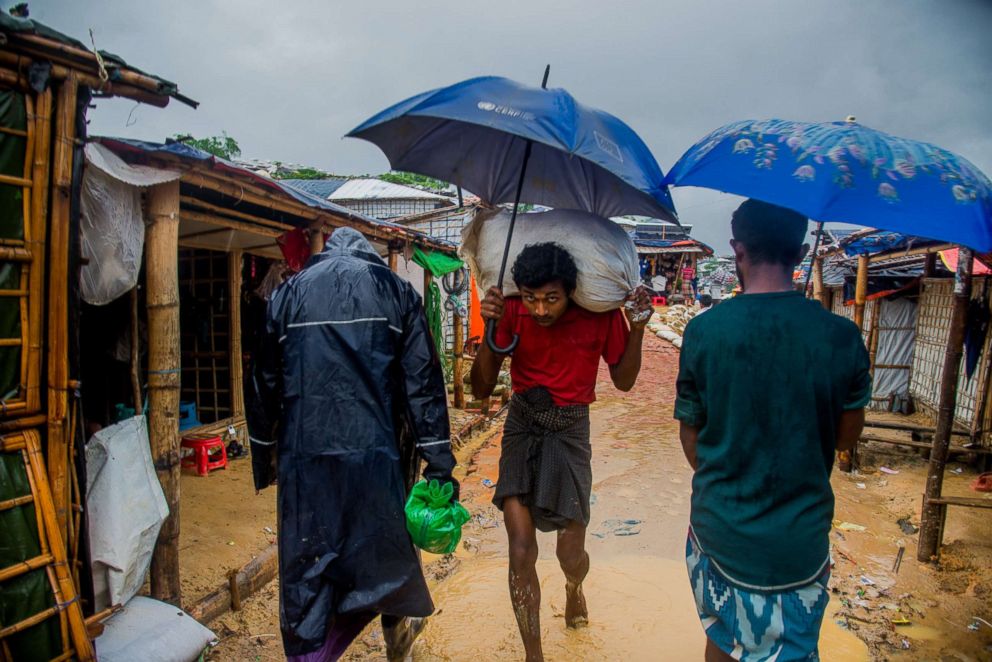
[871,298,917,410]
[80,143,180,305]
[460,207,639,312]
[86,416,169,611]
[94,596,215,662]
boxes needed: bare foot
[564,580,588,628]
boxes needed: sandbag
[459,207,639,312]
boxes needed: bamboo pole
[145,180,183,604]
[22,430,95,660]
[309,223,325,256]
[46,74,77,542]
[812,256,827,309]
[918,247,973,562]
[180,195,294,232]
[868,300,882,379]
[0,52,170,108]
[229,251,244,420]
[187,543,278,625]
[131,287,142,411]
[853,254,869,331]
[452,310,465,409]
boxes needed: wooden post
[452,310,465,409]
[229,251,244,421]
[130,287,142,411]
[812,256,827,309]
[868,300,882,379]
[47,74,77,541]
[854,254,869,331]
[918,246,973,562]
[388,239,403,273]
[923,252,937,277]
[309,223,324,256]
[145,180,182,604]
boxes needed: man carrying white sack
[471,242,652,662]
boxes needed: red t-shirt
[495,297,630,406]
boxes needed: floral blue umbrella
[664,118,992,251]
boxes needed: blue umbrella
[349,70,677,352]
[664,118,992,251]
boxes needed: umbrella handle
[485,318,518,354]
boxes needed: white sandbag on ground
[94,596,215,662]
[460,207,639,312]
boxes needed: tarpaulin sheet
[0,451,61,661]
[842,231,916,256]
[870,298,917,409]
[85,416,169,611]
[246,228,457,656]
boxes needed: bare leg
[503,497,543,662]
[556,520,589,628]
[705,637,736,662]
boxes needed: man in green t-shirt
[674,199,871,661]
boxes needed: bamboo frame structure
[145,180,183,605]
[0,430,94,659]
[46,73,78,543]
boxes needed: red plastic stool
[652,295,667,306]
[180,434,228,476]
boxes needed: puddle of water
[415,556,868,661]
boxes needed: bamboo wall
[910,277,992,440]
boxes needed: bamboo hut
[82,137,458,608]
[813,229,992,559]
[613,218,713,300]
[0,14,196,661]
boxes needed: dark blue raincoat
[247,228,456,656]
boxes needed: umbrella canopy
[348,76,677,222]
[664,118,992,251]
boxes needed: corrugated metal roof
[280,178,349,199]
[329,178,452,202]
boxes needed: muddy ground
[192,332,992,660]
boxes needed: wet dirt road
[414,333,867,661]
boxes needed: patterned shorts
[686,532,830,661]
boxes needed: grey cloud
[38,0,992,253]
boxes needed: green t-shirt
[674,290,871,591]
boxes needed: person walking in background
[675,199,870,661]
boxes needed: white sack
[94,596,215,662]
[460,207,639,312]
[86,416,169,611]
[79,166,145,305]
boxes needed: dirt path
[205,332,992,660]
[411,333,866,661]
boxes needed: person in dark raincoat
[247,227,458,661]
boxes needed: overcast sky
[38,0,992,254]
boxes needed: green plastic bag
[404,479,471,554]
